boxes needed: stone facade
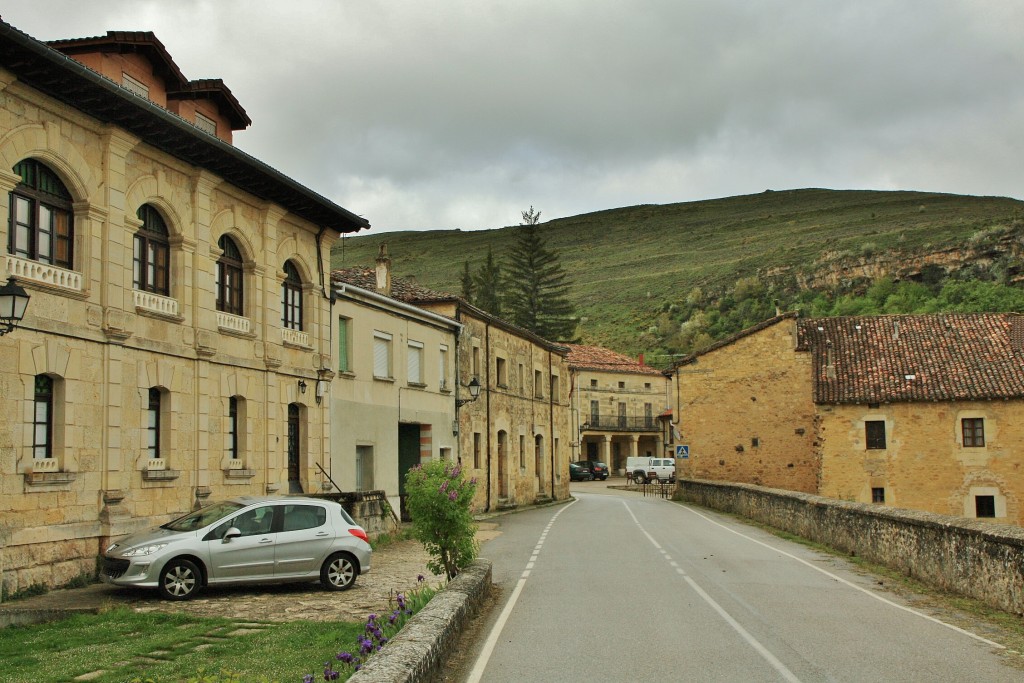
[818,401,1024,522]
[673,316,820,493]
[673,313,1024,526]
[565,344,671,473]
[0,23,367,592]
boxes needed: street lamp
[0,277,30,336]
[455,377,481,409]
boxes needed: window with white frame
[281,261,303,331]
[373,332,393,379]
[439,344,449,390]
[408,340,424,384]
[228,396,238,460]
[146,387,162,459]
[134,204,170,295]
[33,375,53,459]
[10,159,74,270]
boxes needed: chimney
[825,340,836,380]
[638,353,645,366]
[375,243,392,296]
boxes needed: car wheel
[633,472,647,485]
[321,553,358,591]
[158,559,201,601]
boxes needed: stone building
[0,22,368,591]
[333,256,572,512]
[331,254,460,519]
[564,344,671,472]
[674,312,1024,524]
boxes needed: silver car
[100,495,372,600]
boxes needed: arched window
[216,235,244,315]
[9,159,73,269]
[281,261,303,330]
[133,204,170,295]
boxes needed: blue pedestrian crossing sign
[675,445,689,458]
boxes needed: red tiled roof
[332,267,456,303]
[797,313,1024,404]
[564,344,663,375]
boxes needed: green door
[398,424,421,522]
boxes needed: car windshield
[162,501,246,531]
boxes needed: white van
[625,457,675,484]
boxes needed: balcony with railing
[583,414,661,433]
[5,255,82,292]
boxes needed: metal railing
[582,415,660,432]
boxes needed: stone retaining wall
[349,559,492,683]
[677,479,1024,616]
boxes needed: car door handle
[258,538,273,544]
[315,532,330,537]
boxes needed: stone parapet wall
[677,479,1024,616]
[348,559,492,683]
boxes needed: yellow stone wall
[819,401,1024,524]
[675,319,820,492]
[422,306,571,512]
[0,68,337,591]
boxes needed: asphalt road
[457,482,1021,682]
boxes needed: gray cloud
[4,1,1022,231]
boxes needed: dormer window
[122,73,150,99]
[195,112,217,136]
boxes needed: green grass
[0,607,364,683]
[334,188,1024,354]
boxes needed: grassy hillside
[332,189,1024,355]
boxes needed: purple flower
[379,636,389,646]
[448,490,458,501]
[336,652,354,664]
[439,479,449,493]
[303,675,314,683]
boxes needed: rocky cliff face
[767,226,1024,293]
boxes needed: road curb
[348,559,492,682]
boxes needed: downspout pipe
[485,321,492,512]
[548,349,555,500]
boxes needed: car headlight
[121,543,168,557]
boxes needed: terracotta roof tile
[797,313,1024,404]
[564,344,663,375]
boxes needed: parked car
[100,495,372,600]
[577,460,609,480]
[569,461,593,481]
[625,456,676,484]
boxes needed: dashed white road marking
[466,499,578,683]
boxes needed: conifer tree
[473,246,503,316]
[460,260,475,302]
[503,206,577,340]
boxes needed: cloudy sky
[3,1,1022,232]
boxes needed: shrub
[404,459,478,579]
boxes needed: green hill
[331,189,1024,357]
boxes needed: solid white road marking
[466,499,578,683]
[678,504,1005,649]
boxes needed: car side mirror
[223,527,241,542]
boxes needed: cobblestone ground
[123,539,446,623]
